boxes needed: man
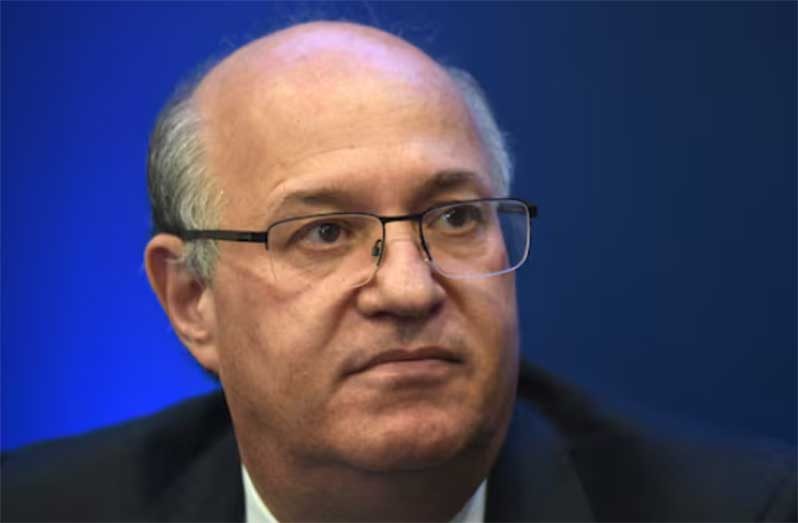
[2,20,796,522]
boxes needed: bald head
[195,22,476,186]
[147,20,511,281]
[197,21,449,105]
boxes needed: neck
[239,433,500,522]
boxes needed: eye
[303,221,344,244]
[439,204,484,229]
[272,214,377,255]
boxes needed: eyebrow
[270,169,487,220]
[270,188,358,217]
[414,169,487,203]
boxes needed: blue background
[2,2,795,451]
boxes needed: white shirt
[242,466,486,523]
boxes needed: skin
[146,22,520,522]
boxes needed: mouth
[347,347,463,380]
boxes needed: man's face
[196,30,520,472]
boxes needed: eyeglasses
[177,197,538,288]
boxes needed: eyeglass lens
[265,200,530,288]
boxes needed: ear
[144,234,220,374]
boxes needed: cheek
[456,276,519,400]
[464,274,518,343]
[211,262,350,423]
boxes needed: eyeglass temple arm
[179,230,268,243]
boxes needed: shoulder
[1,391,242,522]
[564,408,797,521]
[494,361,797,522]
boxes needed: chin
[331,405,491,472]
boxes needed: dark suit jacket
[2,362,796,522]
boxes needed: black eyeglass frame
[174,198,538,258]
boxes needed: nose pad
[418,235,432,263]
[371,238,383,259]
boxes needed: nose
[356,226,445,318]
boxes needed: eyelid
[289,214,373,239]
[422,200,484,225]
[268,210,361,230]
[425,197,485,212]
[282,218,341,248]
[436,189,487,202]
[271,197,490,229]
[292,215,352,231]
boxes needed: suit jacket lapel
[151,412,245,522]
[486,384,595,522]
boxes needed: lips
[348,347,462,375]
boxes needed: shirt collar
[242,466,486,523]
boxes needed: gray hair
[147,81,221,282]
[146,65,513,283]
[446,67,513,196]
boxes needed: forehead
[195,25,492,223]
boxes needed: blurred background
[2,1,795,451]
